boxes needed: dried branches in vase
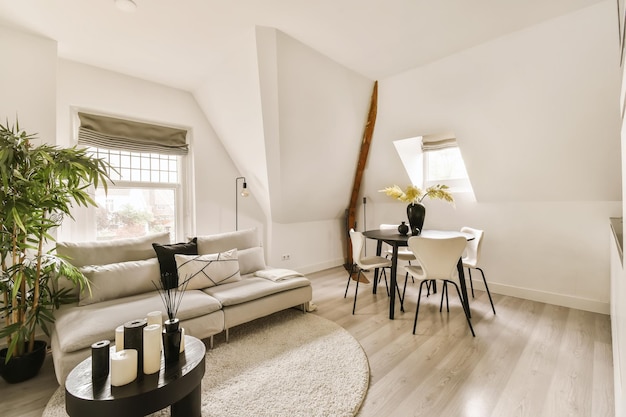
[152,272,191,322]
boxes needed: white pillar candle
[146,311,162,328]
[179,328,185,353]
[115,325,124,352]
[143,324,162,375]
[110,349,137,386]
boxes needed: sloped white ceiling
[0,0,606,90]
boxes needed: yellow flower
[379,184,454,205]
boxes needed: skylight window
[393,134,473,194]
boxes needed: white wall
[192,27,269,230]
[262,28,372,268]
[355,2,621,313]
[194,26,372,267]
[269,220,345,274]
[0,25,57,144]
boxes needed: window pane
[130,168,140,182]
[426,148,469,181]
[94,188,176,241]
[110,153,120,168]
[83,147,182,241]
[88,148,178,185]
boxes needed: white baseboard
[297,258,345,275]
[469,279,609,315]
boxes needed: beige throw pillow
[78,258,161,306]
[237,246,266,275]
[196,228,259,255]
[57,231,171,267]
[175,249,241,290]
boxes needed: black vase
[407,203,426,236]
[0,340,47,384]
[162,318,182,366]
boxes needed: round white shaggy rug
[43,309,370,417]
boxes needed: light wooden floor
[1,266,615,417]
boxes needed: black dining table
[363,229,474,320]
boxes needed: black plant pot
[0,340,47,384]
[407,203,426,236]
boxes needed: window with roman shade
[421,134,471,191]
[64,112,192,243]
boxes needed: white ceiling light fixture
[115,0,137,12]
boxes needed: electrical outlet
[281,254,291,261]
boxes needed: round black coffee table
[65,335,206,417]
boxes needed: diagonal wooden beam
[345,80,378,272]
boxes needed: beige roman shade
[421,133,457,152]
[78,112,188,155]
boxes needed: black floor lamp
[235,176,249,230]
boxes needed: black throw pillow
[152,238,198,287]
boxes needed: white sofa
[50,228,312,386]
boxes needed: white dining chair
[345,229,393,314]
[460,226,496,314]
[405,235,475,336]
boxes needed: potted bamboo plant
[0,120,111,383]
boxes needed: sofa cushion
[57,231,171,267]
[78,258,161,306]
[197,228,259,255]
[53,290,222,354]
[152,238,198,283]
[237,246,266,275]
[176,249,241,290]
[203,276,311,307]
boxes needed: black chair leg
[381,268,389,297]
[412,280,428,334]
[401,273,410,307]
[344,264,355,298]
[439,282,450,313]
[468,268,475,298]
[447,280,475,337]
[352,270,362,315]
[478,267,496,314]
[395,270,405,312]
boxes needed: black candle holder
[124,319,147,375]
[91,340,110,382]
